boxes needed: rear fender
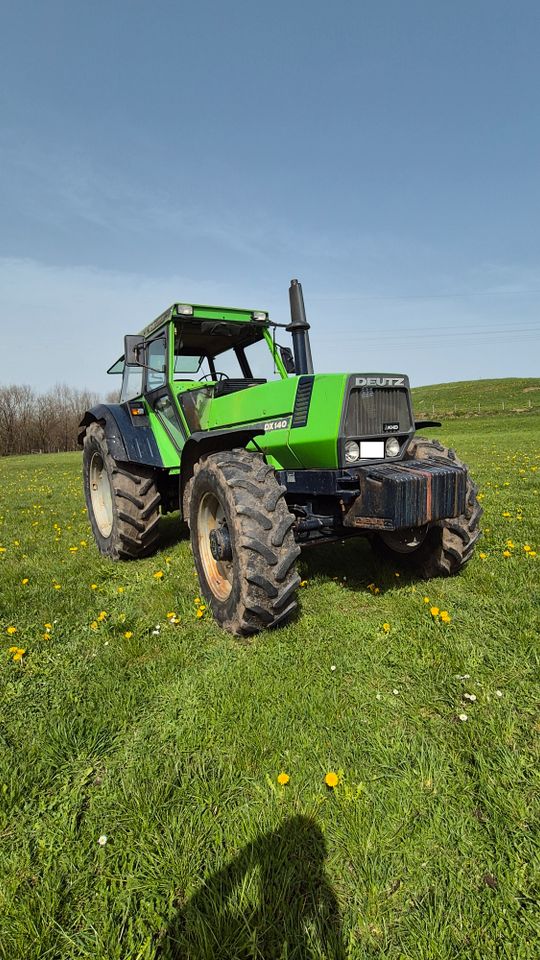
[78,404,163,468]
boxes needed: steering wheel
[198,372,229,382]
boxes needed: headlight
[176,303,193,316]
[385,437,400,457]
[252,311,267,322]
[345,440,360,463]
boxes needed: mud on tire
[83,421,161,559]
[188,448,300,636]
[371,436,482,578]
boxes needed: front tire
[83,422,161,559]
[371,437,482,577]
[188,448,300,635]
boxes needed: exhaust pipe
[287,279,314,375]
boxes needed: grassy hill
[411,377,540,417]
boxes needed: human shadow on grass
[163,814,345,960]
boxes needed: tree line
[0,384,117,457]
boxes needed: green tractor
[79,280,481,635]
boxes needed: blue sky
[1,0,539,394]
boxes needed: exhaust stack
[287,279,314,375]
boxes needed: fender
[78,403,163,467]
[180,426,264,517]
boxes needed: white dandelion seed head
[463,693,477,702]
[330,665,337,671]
[375,693,382,701]
[97,834,108,846]
[495,690,503,698]
[458,713,468,722]
[392,689,399,695]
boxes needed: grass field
[411,377,540,417]
[1,412,539,959]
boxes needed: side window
[146,337,167,392]
[120,365,143,402]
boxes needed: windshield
[173,354,204,378]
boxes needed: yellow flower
[506,540,514,548]
[502,511,511,517]
[324,771,339,788]
[430,606,439,617]
[6,626,17,635]
[423,596,430,603]
[529,551,537,558]
[8,646,19,653]
[124,631,133,639]
[53,583,61,590]
[194,597,201,604]
[117,586,124,594]
[382,622,390,633]
[167,612,176,619]
[21,578,29,585]
[11,647,25,662]
[44,623,52,631]
[90,584,98,589]
[502,550,511,558]
[97,611,107,621]
[479,552,487,559]
[90,621,98,630]
[196,608,204,619]
[277,772,290,785]
[299,580,308,587]
[440,610,452,623]
[153,571,164,580]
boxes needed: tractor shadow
[157,512,190,552]
[298,536,418,596]
[161,814,345,960]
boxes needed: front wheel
[370,437,482,577]
[188,448,300,635]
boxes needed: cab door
[143,329,187,453]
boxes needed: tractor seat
[213,378,267,397]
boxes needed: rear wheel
[188,448,300,635]
[370,437,482,577]
[83,421,161,559]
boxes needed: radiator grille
[344,387,412,437]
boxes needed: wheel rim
[89,451,114,537]
[380,526,428,554]
[197,492,233,601]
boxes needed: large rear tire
[188,448,300,636]
[83,422,161,559]
[370,437,482,577]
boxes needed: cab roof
[139,303,269,339]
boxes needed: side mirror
[279,345,296,374]
[124,335,144,365]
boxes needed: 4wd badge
[383,422,400,432]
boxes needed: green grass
[411,377,540,417]
[1,415,539,959]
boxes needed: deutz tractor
[79,280,481,635]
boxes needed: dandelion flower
[6,626,17,635]
[423,596,430,603]
[21,578,29,585]
[196,609,204,619]
[299,580,308,587]
[124,631,133,639]
[502,550,511,558]
[523,544,531,552]
[324,771,339,788]
[153,571,164,580]
[97,611,107,622]
[90,584,98,589]
[430,606,439,617]
[277,772,290,785]
[382,622,390,633]
[479,552,487,559]
[529,551,537,558]
[90,621,98,630]
[440,610,452,623]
